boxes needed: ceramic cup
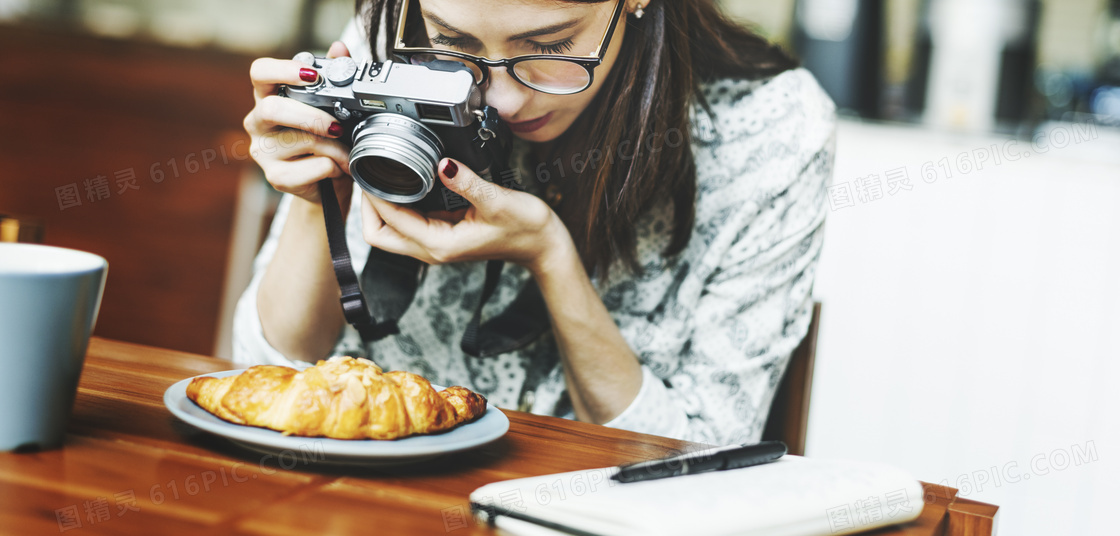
[0,243,107,451]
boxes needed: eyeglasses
[392,0,626,95]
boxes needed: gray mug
[0,243,107,451]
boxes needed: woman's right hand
[243,41,354,207]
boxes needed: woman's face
[416,0,627,143]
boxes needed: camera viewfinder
[416,103,454,124]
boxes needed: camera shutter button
[326,57,358,86]
[293,51,317,67]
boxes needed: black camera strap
[318,179,410,341]
[316,179,550,357]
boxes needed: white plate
[164,369,509,465]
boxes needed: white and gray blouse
[233,23,837,446]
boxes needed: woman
[234,0,836,446]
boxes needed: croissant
[185,356,487,440]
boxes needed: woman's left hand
[360,158,570,273]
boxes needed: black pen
[611,440,787,483]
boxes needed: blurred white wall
[714,3,1120,532]
[808,118,1120,535]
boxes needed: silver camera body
[282,52,507,209]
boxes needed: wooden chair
[2,26,253,357]
[761,302,821,456]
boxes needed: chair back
[761,302,821,456]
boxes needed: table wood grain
[0,337,997,535]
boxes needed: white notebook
[470,455,925,536]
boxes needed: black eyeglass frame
[392,0,627,95]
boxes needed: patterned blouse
[232,20,837,446]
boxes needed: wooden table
[0,338,998,535]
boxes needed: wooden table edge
[78,337,1000,536]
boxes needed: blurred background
[1,1,1117,534]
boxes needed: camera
[281,52,510,212]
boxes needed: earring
[633,4,645,19]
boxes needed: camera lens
[353,159,417,196]
[349,114,444,204]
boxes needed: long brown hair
[356,0,798,279]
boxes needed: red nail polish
[328,122,343,137]
[299,68,318,82]
[442,160,459,179]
